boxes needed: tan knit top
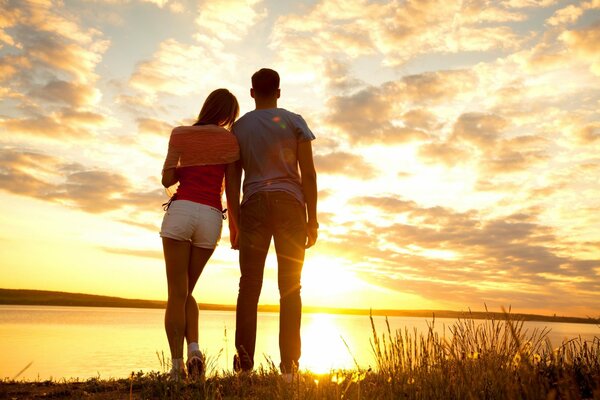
[162,125,240,170]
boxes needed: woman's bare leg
[162,237,191,361]
[185,246,214,345]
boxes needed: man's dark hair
[251,68,280,97]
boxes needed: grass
[1,310,599,399]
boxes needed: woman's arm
[161,168,178,188]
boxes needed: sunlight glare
[302,256,367,307]
[301,313,355,373]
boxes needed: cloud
[546,4,585,26]
[481,136,549,174]
[323,59,364,93]
[418,141,468,167]
[28,80,100,108]
[510,14,600,77]
[0,151,58,198]
[324,69,476,144]
[137,118,173,136]
[501,0,557,8]
[0,0,109,85]
[0,0,109,141]
[270,0,377,80]
[417,110,550,175]
[0,110,105,138]
[270,0,527,82]
[451,113,508,148]
[576,123,600,143]
[460,1,527,23]
[0,55,31,83]
[127,0,266,98]
[403,70,479,104]
[59,171,129,213]
[129,38,237,96]
[313,151,377,179]
[325,83,398,142]
[353,196,419,214]
[338,195,600,310]
[115,93,169,116]
[559,22,600,76]
[402,109,440,131]
[0,148,164,214]
[194,0,266,43]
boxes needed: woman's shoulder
[170,125,235,139]
[171,124,228,133]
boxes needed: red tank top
[175,164,226,210]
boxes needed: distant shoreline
[1,288,598,325]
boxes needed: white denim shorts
[159,200,223,249]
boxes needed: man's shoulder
[278,108,305,120]
[233,111,258,130]
[232,108,308,134]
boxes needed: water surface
[0,305,597,380]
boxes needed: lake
[0,305,598,380]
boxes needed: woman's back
[176,164,226,210]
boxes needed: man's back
[231,68,318,374]
[233,108,315,204]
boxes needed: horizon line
[1,288,598,325]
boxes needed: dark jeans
[235,191,307,372]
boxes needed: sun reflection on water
[301,313,357,373]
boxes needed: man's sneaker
[233,350,253,372]
[282,373,293,383]
[187,350,205,380]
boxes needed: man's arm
[297,140,318,248]
[225,160,242,250]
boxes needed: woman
[160,88,240,380]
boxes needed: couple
[159,68,319,380]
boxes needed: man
[226,68,318,376]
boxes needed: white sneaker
[169,361,186,381]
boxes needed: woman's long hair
[194,88,239,130]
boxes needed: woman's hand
[229,221,239,250]
[161,168,178,188]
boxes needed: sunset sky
[1,0,599,317]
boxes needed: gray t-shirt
[233,108,316,205]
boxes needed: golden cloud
[194,0,266,43]
[129,38,237,95]
[339,195,600,312]
[271,0,526,81]
[560,23,600,76]
[0,110,105,138]
[28,80,100,108]
[137,118,173,136]
[0,0,110,143]
[546,4,585,26]
[313,151,377,179]
[0,148,164,214]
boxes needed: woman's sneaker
[187,350,205,380]
[168,363,186,382]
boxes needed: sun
[301,255,367,308]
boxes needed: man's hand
[305,222,319,249]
